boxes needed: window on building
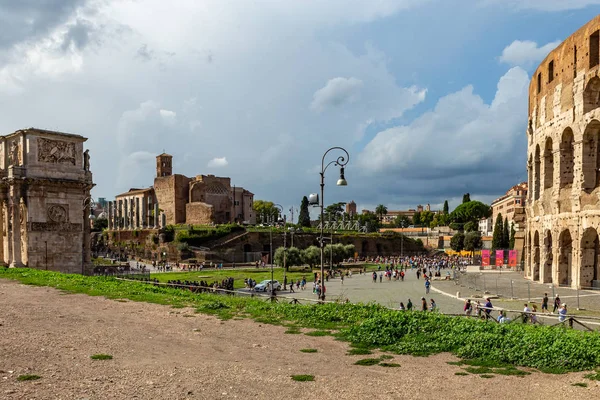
[537,72,542,93]
[590,31,599,68]
[548,61,554,82]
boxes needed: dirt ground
[0,280,598,400]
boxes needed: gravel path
[0,279,598,399]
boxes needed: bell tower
[156,153,172,177]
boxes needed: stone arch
[558,229,573,286]
[528,154,533,201]
[526,231,532,277]
[243,243,252,253]
[543,137,554,190]
[534,145,541,200]
[533,231,540,281]
[543,230,553,284]
[583,77,600,114]
[580,228,599,288]
[582,120,600,190]
[559,128,575,188]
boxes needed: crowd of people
[131,276,235,293]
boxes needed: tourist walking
[407,298,413,311]
[421,297,427,311]
[464,299,472,316]
[541,293,549,313]
[553,294,561,313]
[429,298,437,312]
[425,279,431,294]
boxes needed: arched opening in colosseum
[558,229,573,286]
[528,154,533,201]
[580,228,599,289]
[543,231,553,283]
[582,120,600,190]
[526,231,531,277]
[543,137,553,190]
[584,77,600,114]
[534,145,541,200]
[533,231,540,281]
[559,128,574,188]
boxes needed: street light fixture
[317,147,349,301]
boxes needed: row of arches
[529,120,600,201]
[528,227,600,288]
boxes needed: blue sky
[1,0,600,219]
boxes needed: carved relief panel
[47,204,69,223]
[7,140,21,166]
[37,138,76,165]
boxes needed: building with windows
[491,182,528,228]
[526,15,600,288]
[479,217,493,237]
[109,153,255,228]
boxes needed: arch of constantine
[526,15,600,289]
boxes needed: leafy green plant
[90,354,113,360]
[379,362,400,367]
[305,330,331,337]
[464,366,492,374]
[572,382,588,387]
[17,374,41,381]
[585,371,600,381]
[455,372,468,376]
[300,348,318,353]
[291,374,314,382]
[354,358,381,366]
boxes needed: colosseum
[526,15,600,289]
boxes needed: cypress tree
[492,213,503,250]
[298,196,311,227]
[509,223,516,249]
[443,200,449,214]
[503,217,510,249]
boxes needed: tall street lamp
[317,147,349,301]
[270,203,283,300]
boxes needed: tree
[450,232,465,252]
[412,211,421,226]
[509,223,516,250]
[394,215,411,228]
[358,212,380,233]
[298,196,311,227]
[492,213,504,250]
[419,210,435,227]
[92,217,108,232]
[462,193,471,203]
[464,231,482,255]
[274,246,303,270]
[375,204,388,223]
[503,217,510,249]
[253,200,279,224]
[443,200,449,214]
[464,221,477,232]
[301,246,321,268]
[324,243,353,265]
[449,201,491,224]
[324,202,345,221]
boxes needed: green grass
[379,362,400,367]
[300,348,318,353]
[90,354,113,360]
[455,372,469,376]
[572,382,588,387]
[480,374,494,378]
[464,366,493,374]
[347,348,373,355]
[4,268,600,374]
[17,374,41,381]
[305,330,331,337]
[284,328,301,334]
[291,374,314,382]
[585,371,600,380]
[494,367,531,376]
[354,358,382,366]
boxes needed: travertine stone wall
[154,174,190,225]
[527,15,600,288]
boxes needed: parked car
[254,279,281,292]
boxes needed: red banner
[496,250,504,266]
[508,250,517,267]
[481,250,490,266]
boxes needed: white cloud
[207,157,228,168]
[159,109,176,119]
[358,67,529,180]
[310,77,364,113]
[499,40,560,68]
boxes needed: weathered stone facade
[0,128,93,273]
[526,15,600,288]
[110,153,255,227]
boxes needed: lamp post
[270,204,283,300]
[318,147,349,301]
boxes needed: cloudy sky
[2,0,600,219]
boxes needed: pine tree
[503,217,510,249]
[492,213,503,250]
[298,196,311,227]
[509,223,516,249]
[443,200,449,214]
[462,193,471,203]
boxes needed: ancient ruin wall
[526,15,600,288]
